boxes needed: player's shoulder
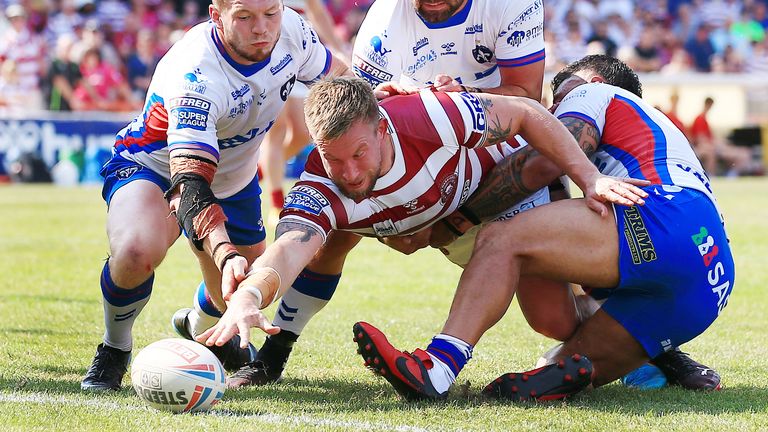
[278,7,317,50]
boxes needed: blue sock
[272,269,341,335]
[426,334,473,377]
[100,261,153,351]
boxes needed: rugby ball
[131,338,226,413]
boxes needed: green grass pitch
[0,179,766,431]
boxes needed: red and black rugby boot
[353,322,447,401]
[483,354,592,402]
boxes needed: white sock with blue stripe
[271,269,340,335]
[188,282,223,338]
[100,261,153,352]
[424,334,473,394]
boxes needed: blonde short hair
[304,77,380,142]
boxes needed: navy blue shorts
[601,185,734,358]
[101,154,266,246]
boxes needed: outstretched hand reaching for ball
[196,288,280,349]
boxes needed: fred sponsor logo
[284,185,329,216]
[623,206,656,264]
[353,57,394,82]
[170,96,211,131]
[691,226,731,315]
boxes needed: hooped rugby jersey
[280,90,545,240]
[352,0,544,88]
[553,82,718,206]
[113,9,330,198]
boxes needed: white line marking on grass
[0,392,439,432]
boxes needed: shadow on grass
[0,293,98,305]
[2,369,766,417]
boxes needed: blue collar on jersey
[211,28,271,77]
[417,0,473,29]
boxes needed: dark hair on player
[551,55,643,98]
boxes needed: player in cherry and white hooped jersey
[280,89,547,242]
[81,0,351,393]
[236,0,549,388]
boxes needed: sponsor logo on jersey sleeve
[506,22,544,47]
[439,172,458,204]
[182,68,209,94]
[511,0,543,27]
[353,56,394,85]
[373,219,397,237]
[364,33,391,67]
[284,185,330,216]
[169,96,211,131]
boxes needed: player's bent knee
[528,316,577,341]
[110,238,168,280]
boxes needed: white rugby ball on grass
[131,338,226,413]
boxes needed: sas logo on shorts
[170,97,210,131]
[116,165,141,180]
[284,185,329,216]
[691,226,731,315]
[622,206,656,264]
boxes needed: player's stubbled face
[216,0,282,63]
[414,0,467,23]
[317,121,383,201]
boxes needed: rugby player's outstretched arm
[196,220,325,348]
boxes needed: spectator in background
[587,20,618,58]
[46,34,83,111]
[712,44,745,72]
[671,3,699,43]
[626,26,662,72]
[71,18,121,66]
[126,29,158,100]
[754,2,768,30]
[557,22,588,65]
[0,59,27,109]
[685,24,716,71]
[48,0,84,39]
[690,96,753,176]
[0,4,46,111]
[746,38,768,74]
[73,47,139,112]
[661,91,690,140]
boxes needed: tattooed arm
[432,105,603,246]
[198,219,325,347]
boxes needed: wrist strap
[212,241,241,271]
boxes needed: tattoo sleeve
[559,116,600,156]
[461,146,539,220]
[275,220,322,243]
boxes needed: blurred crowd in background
[1,0,768,112]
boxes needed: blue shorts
[101,154,266,246]
[600,186,734,358]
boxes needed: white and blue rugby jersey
[113,9,330,198]
[554,82,718,206]
[351,0,544,88]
